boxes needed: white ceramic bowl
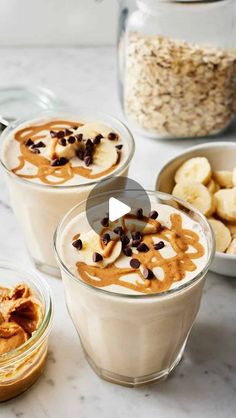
[156,141,236,277]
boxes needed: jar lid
[0,86,60,131]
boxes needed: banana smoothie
[55,192,214,386]
[0,111,134,274]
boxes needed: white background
[0,0,118,45]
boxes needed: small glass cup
[0,262,53,402]
[54,190,215,387]
[0,109,135,276]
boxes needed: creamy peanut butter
[0,283,44,402]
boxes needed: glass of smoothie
[0,110,135,276]
[54,190,215,387]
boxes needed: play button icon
[109,197,131,222]
[85,176,151,235]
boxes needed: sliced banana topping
[172,181,213,216]
[124,217,160,235]
[73,230,122,267]
[213,170,233,189]
[208,218,231,252]
[215,188,236,223]
[75,122,112,139]
[174,157,211,185]
[92,140,118,173]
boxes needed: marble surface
[0,47,236,418]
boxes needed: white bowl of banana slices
[156,141,236,277]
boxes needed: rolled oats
[123,33,236,138]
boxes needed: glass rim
[0,108,135,190]
[54,189,215,300]
[0,261,54,366]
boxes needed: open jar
[118,0,236,138]
[0,262,53,402]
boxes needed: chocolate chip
[123,247,133,257]
[51,157,68,167]
[76,149,84,160]
[116,144,123,150]
[149,210,158,219]
[131,231,142,241]
[84,155,93,166]
[34,141,46,148]
[86,139,94,149]
[154,241,165,250]
[93,134,103,145]
[58,138,67,146]
[72,239,82,250]
[136,208,144,219]
[121,235,130,247]
[137,242,149,253]
[92,252,103,262]
[68,136,76,144]
[101,217,109,227]
[57,131,65,139]
[76,134,83,142]
[108,132,118,141]
[143,268,154,279]
[65,128,73,136]
[84,149,92,158]
[25,138,34,147]
[31,148,40,154]
[132,240,141,248]
[50,130,57,138]
[102,233,110,245]
[113,226,124,236]
[73,126,78,130]
[130,258,140,269]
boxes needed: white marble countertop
[0,47,236,418]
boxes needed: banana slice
[213,171,233,188]
[75,230,121,267]
[75,122,115,139]
[174,157,211,185]
[215,188,236,223]
[92,140,118,173]
[232,168,236,187]
[172,181,213,216]
[207,179,220,194]
[226,238,236,255]
[208,218,231,253]
[124,217,160,235]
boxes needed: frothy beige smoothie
[56,197,213,386]
[0,112,134,274]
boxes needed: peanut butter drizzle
[77,213,205,294]
[11,120,120,185]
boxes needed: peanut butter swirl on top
[10,119,122,185]
[72,210,206,295]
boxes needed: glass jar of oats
[118,0,236,138]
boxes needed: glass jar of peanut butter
[0,262,53,402]
[118,0,236,138]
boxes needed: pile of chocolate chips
[72,208,165,281]
[50,127,120,168]
[25,138,46,154]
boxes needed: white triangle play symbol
[108,197,131,222]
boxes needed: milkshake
[55,191,214,387]
[0,110,134,275]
